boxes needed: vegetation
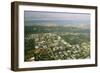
[24,25,90,61]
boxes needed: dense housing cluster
[25,33,90,61]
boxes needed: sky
[24,11,90,26]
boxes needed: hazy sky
[24,11,90,25]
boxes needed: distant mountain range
[25,20,90,26]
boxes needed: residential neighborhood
[25,33,90,61]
